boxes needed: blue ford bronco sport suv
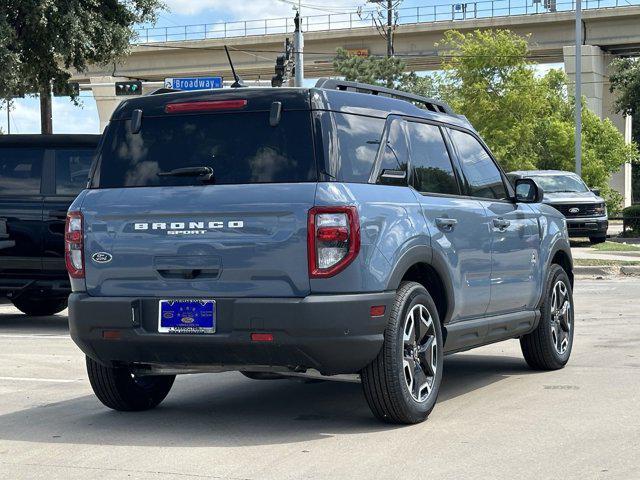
[67,80,574,424]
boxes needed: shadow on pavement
[0,308,69,335]
[0,352,534,447]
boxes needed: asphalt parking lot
[0,277,638,480]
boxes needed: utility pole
[386,0,393,57]
[5,99,10,134]
[294,10,304,87]
[371,0,395,57]
[575,0,582,177]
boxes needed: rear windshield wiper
[157,166,214,181]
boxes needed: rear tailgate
[81,184,315,297]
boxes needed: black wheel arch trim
[385,244,456,325]
[539,238,574,307]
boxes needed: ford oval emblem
[91,252,113,264]
[568,207,580,214]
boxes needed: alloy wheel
[550,280,571,355]
[402,304,438,402]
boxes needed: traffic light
[115,81,143,96]
[272,55,287,87]
[271,39,295,88]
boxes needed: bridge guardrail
[134,0,640,44]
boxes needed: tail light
[65,211,84,279]
[308,206,360,278]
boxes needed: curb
[574,266,619,277]
[620,265,640,276]
[574,265,640,277]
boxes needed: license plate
[158,299,216,334]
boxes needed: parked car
[67,80,574,424]
[508,170,608,244]
[0,134,100,315]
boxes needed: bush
[601,186,624,216]
[622,205,640,233]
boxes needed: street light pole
[294,10,304,87]
[575,0,582,177]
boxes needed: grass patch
[591,241,640,252]
[574,259,640,267]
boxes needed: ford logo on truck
[91,252,113,264]
[132,220,244,236]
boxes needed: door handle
[493,218,511,230]
[436,217,458,231]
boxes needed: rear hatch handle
[154,255,222,280]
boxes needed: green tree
[333,49,441,98]
[333,48,405,88]
[0,0,163,133]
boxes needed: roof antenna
[224,45,246,88]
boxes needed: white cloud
[1,98,41,134]
[165,0,367,20]
[52,97,100,134]
[0,96,99,134]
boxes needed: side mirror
[590,187,601,196]
[379,169,407,186]
[515,178,544,203]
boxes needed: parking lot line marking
[0,334,69,339]
[0,376,78,383]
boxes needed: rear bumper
[566,216,608,237]
[68,291,395,375]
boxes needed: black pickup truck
[0,134,100,315]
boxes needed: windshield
[527,174,589,193]
[93,111,316,188]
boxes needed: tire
[361,281,444,424]
[240,371,285,380]
[12,296,68,316]
[86,356,175,411]
[589,235,606,245]
[520,264,574,370]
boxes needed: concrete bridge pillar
[90,76,127,132]
[563,45,633,207]
[90,76,156,131]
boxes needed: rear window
[54,148,96,195]
[94,111,316,188]
[0,148,43,195]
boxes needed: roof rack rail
[314,78,454,115]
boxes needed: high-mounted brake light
[308,206,360,278]
[164,99,247,114]
[65,211,84,279]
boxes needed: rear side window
[0,148,43,195]
[377,118,409,175]
[54,148,95,195]
[321,112,385,183]
[449,129,507,200]
[95,111,316,188]
[407,122,459,195]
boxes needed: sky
[0,0,564,135]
